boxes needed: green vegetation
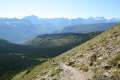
[24,33,101,58]
[12,24,120,80]
[108,53,120,67]
[0,32,100,80]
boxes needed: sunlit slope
[0,32,100,80]
[12,24,120,80]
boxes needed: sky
[0,0,120,19]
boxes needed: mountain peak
[23,15,40,24]
[24,15,39,19]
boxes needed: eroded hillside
[12,24,120,80]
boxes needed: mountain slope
[0,18,39,43]
[12,24,120,80]
[0,17,119,43]
[24,33,101,58]
[26,33,99,47]
[0,32,100,80]
[0,39,24,53]
[0,39,42,80]
[61,23,116,33]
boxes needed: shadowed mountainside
[12,24,120,80]
[0,32,101,80]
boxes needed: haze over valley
[0,16,119,43]
[0,0,120,80]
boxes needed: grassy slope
[13,24,120,80]
[0,33,100,80]
[23,33,101,58]
[0,40,42,80]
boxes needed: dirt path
[34,63,92,80]
[59,63,90,80]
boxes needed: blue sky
[0,0,120,19]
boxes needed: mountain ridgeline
[0,32,101,80]
[12,24,120,80]
[62,23,116,33]
[0,16,119,80]
[0,16,119,43]
[24,33,101,58]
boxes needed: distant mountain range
[0,15,119,43]
[61,23,117,33]
[13,22,120,80]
